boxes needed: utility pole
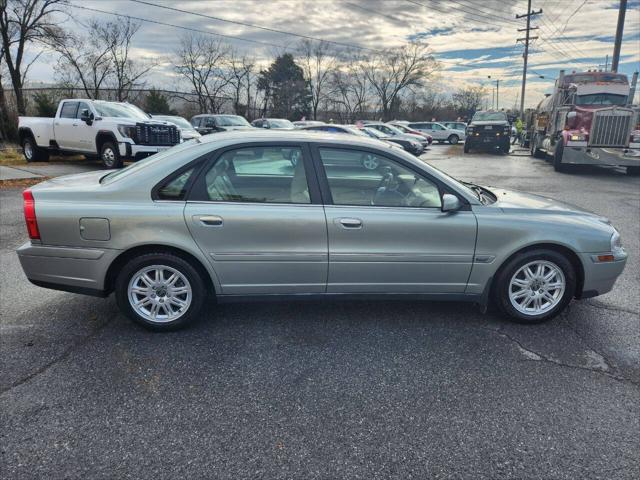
[488,75,500,109]
[611,0,627,72]
[516,0,542,119]
[605,54,609,72]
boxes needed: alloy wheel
[508,260,566,315]
[127,265,192,323]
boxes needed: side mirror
[80,109,93,125]
[566,111,577,129]
[442,193,462,212]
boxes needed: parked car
[17,131,627,330]
[18,99,181,168]
[387,122,433,145]
[292,120,325,128]
[360,126,424,156]
[191,114,253,135]
[406,121,466,144]
[151,115,201,141]
[443,121,468,132]
[464,110,511,154]
[251,118,295,130]
[363,122,429,152]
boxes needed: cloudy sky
[25,0,640,108]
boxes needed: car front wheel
[115,253,207,331]
[100,141,123,169]
[494,249,576,324]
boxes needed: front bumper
[17,242,121,296]
[118,141,173,160]
[562,145,640,167]
[579,251,627,298]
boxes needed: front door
[185,143,327,295]
[54,101,79,150]
[314,146,477,294]
[73,101,96,152]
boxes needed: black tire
[22,136,49,162]
[553,138,566,172]
[530,134,545,159]
[463,142,470,153]
[626,166,640,176]
[100,141,123,169]
[115,253,208,331]
[448,134,459,145]
[493,249,576,324]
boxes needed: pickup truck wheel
[22,137,49,162]
[463,142,470,153]
[100,141,123,169]
[494,249,576,324]
[448,134,459,145]
[115,253,207,331]
[530,134,545,159]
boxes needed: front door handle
[194,215,223,227]
[338,217,362,229]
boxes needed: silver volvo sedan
[17,131,627,331]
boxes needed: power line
[129,0,381,52]
[69,3,291,50]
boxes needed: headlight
[611,230,625,258]
[569,133,587,141]
[466,127,474,134]
[117,124,136,139]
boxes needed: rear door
[54,101,79,149]
[184,142,328,295]
[312,145,477,294]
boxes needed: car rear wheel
[448,134,459,145]
[100,141,123,169]
[22,137,49,162]
[494,249,576,324]
[115,253,207,331]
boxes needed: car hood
[489,187,607,219]
[99,117,171,127]
[220,126,254,131]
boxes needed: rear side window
[156,167,196,200]
[60,102,79,119]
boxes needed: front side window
[202,146,310,204]
[319,148,441,208]
[60,102,78,119]
[432,124,445,130]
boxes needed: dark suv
[464,111,511,154]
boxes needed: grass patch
[0,147,27,166]
[0,177,51,189]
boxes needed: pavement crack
[582,299,639,316]
[0,312,116,396]
[476,324,638,386]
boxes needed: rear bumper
[579,251,627,298]
[17,242,120,295]
[562,146,640,167]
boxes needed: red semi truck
[529,70,639,174]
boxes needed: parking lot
[1,144,639,479]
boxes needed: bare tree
[361,41,439,121]
[94,18,155,101]
[0,0,67,114]
[49,26,112,99]
[330,51,371,122]
[228,50,254,117]
[175,35,232,114]
[298,39,335,120]
[451,85,487,119]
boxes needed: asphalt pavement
[1,145,639,479]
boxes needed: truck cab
[18,99,181,168]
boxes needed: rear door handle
[338,217,362,229]
[194,215,223,227]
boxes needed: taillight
[22,189,40,240]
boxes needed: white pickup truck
[18,99,181,168]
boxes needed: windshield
[344,126,369,137]
[575,94,627,106]
[362,127,386,139]
[94,102,150,120]
[472,111,507,122]
[154,116,193,129]
[269,119,294,129]
[215,115,251,127]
